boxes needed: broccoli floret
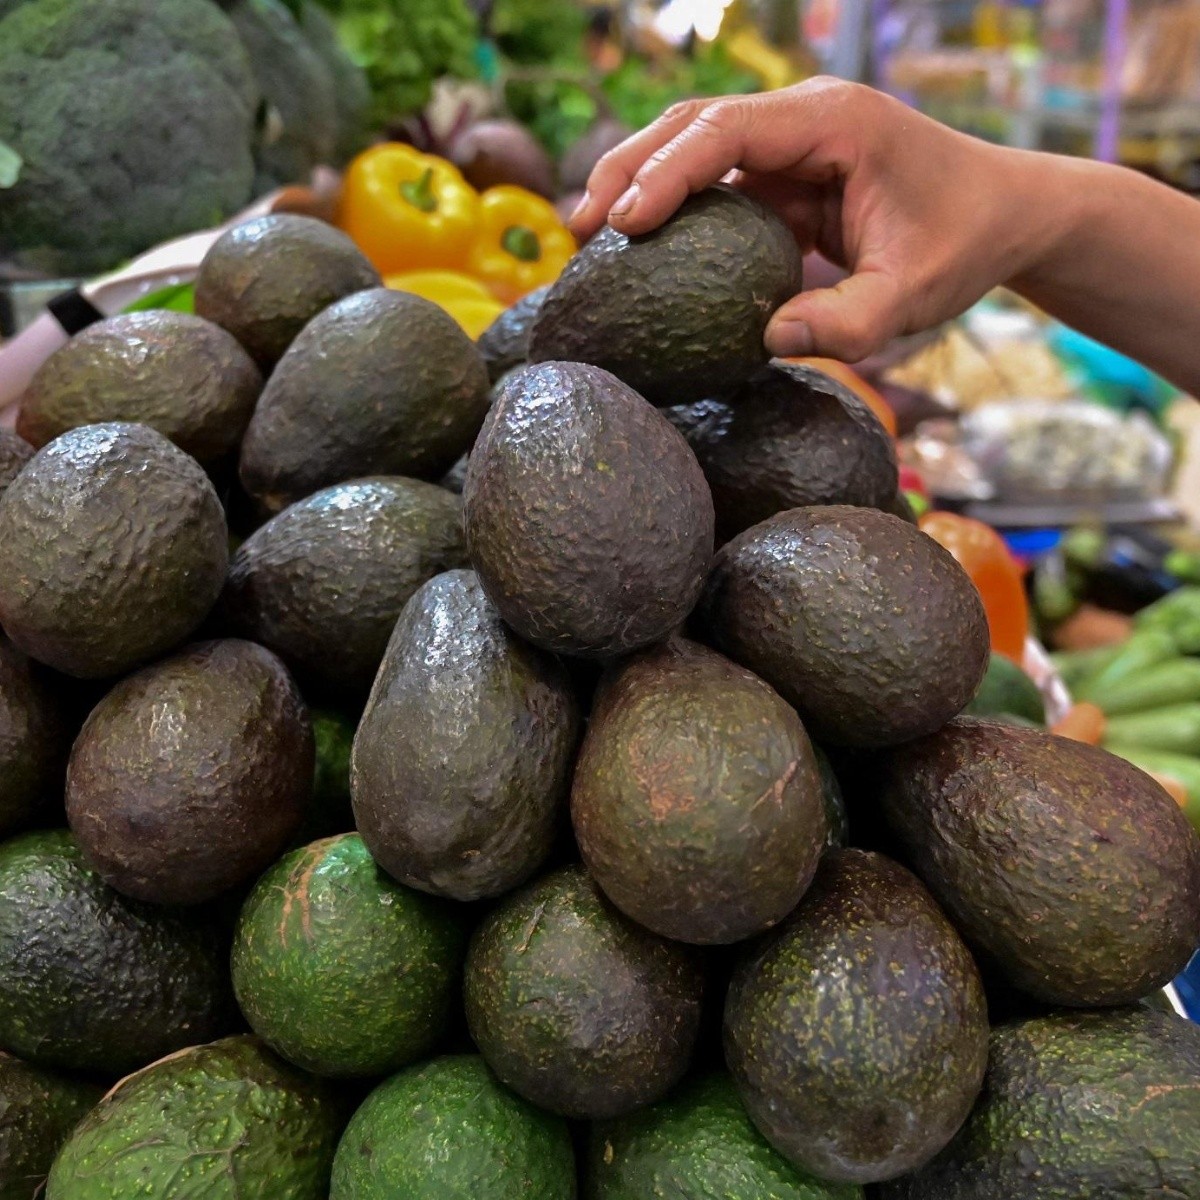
[297,0,371,164]
[0,0,259,276]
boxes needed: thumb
[765,270,905,363]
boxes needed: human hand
[569,79,1066,362]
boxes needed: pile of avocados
[0,194,1198,1200]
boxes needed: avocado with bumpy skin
[587,1072,862,1200]
[696,505,989,747]
[16,311,262,463]
[963,653,1046,724]
[0,430,31,499]
[46,1036,343,1200]
[464,865,703,1120]
[724,849,988,1185]
[572,639,827,944]
[879,1008,1200,1200]
[231,834,466,1078]
[195,213,380,368]
[876,717,1200,1006]
[239,288,491,512]
[66,639,313,905]
[0,1052,101,1200]
[223,477,466,697]
[0,423,228,679]
[352,570,579,900]
[477,285,550,383]
[0,830,231,1075]
[330,1055,577,1200]
[529,186,803,405]
[464,362,714,658]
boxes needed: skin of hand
[569,78,1200,397]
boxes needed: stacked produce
[0,187,1198,1200]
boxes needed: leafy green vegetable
[490,0,588,66]
[122,282,196,315]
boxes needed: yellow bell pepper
[466,186,576,305]
[338,143,480,274]
[385,270,506,340]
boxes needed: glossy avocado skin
[330,1055,577,1200]
[586,1071,863,1200]
[0,830,231,1075]
[194,212,380,369]
[464,361,714,659]
[696,505,989,747]
[724,849,989,1185]
[223,476,467,698]
[477,284,550,383]
[0,429,32,498]
[352,570,579,901]
[66,639,313,905]
[529,186,803,405]
[879,1008,1200,1200]
[46,1036,343,1200]
[877,718,1200,1006]
[239,288,491,512]
[464,865,703,1120]
[16,311,262,463]
[572,638,827,945]
[0,1051,102,1200]
[0,423,229,679]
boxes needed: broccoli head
[0,0,260,276]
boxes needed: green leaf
[0,140,22,189]
[122,283,195,315]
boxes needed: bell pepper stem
[501,225,542,263]
[400,167,438,213]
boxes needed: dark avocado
[0,429,31,498]
[666,363,898,541]
[879,1008,1200,1199]
[0,1051,101,1200]
[571,638,827,944]
[0,829,231,1075]
[876,717,1200,1006]
[66,639,313,905]
[724,849,988,1184]
[194,212,380,368]
[46,1036,343,1200]
[16,311,262,463]
[464,865,703,1119]
[477,285,550,383]
[529,185,803,405]
[0,423,228,679]
[223,476,467,697]
[238,287,491,512]
[813,743,849,848]
[463,361,714,658]
[351,570,579,901]
[439,453,470,494]
[0,636,67,838]
[695,505,989,747]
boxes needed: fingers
[765,270,906,362]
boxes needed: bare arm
[569,80,1200,396]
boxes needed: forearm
[1006,152,1200,396]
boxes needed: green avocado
[571,638,827,944]
[464,361,714,658]
[477,284,550,383]
[351,569,579,900]
[665,363,898,541]
[297,707,356,841]
[231,833,465,1078]
[963,652,1046,723]
[46,1036,342,1200]
[0,1051,101,1200]
[194,213,380,369]
[0,430,31,499]
[0,830,231,1075]
[65,639,313,905]
[813,744,849,848]
[724,849,988,1185]
[223,476,467,697]
[0,635,67,838]
[877,717,1200,1006]
[330,1055,576,1199]
[464,864,703,1120]
[239,287,491,512]
[586,1072,862,1200]
[696,505,989,747]
[16,311,262,463]
[529,185,803,405]
[0,423,228,679]
[879,1008,1200,1199]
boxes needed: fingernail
[767,318,814,357]
[610,183,640,218]
[568,191,591,226]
